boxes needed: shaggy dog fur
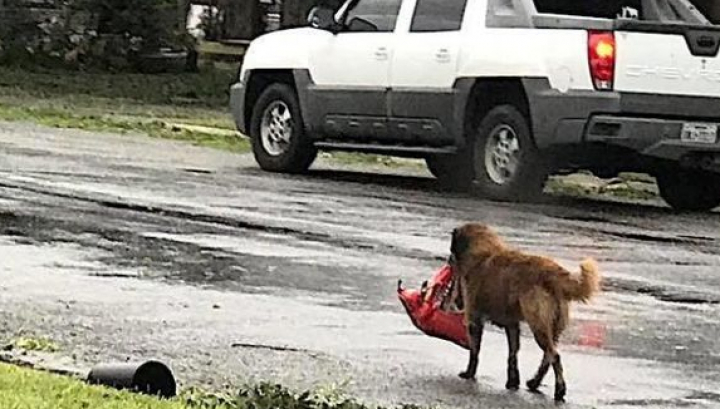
[449,223,601,402]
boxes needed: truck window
[343,0,402,32]
[531,0,709,23]
[410,0,468,32]
[532,0,644,19]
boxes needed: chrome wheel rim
[260,101,293,156]
[484,124,520,185]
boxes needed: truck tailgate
[614,21,720,98]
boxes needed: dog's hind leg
[520,291,557,393]
[504,324,521,390]
[551,303,568,401]
[526,331,555,393]
[459,316,485,380]
[552,353,566,402]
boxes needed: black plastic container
[86,360,176,398]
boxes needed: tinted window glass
[410,0,468,32]
[533,0,643,19]
[344,0,402,32]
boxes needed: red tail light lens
[588,31,615,91]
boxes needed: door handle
[435,48,451,63]
[375,47,388,60]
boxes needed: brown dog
[449,223,600,402]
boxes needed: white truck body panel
[615,31,720,97]
[308,32,394,87]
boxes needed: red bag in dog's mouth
[397,265,469,349]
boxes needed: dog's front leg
[459,317,485,380]
[505,324,521,390]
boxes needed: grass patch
[0,362,185,409]
[0,65,246,152]
[544,177,598,197]
[0,103,249,153]
[597,183,657,201]
[0,363,425,409]
[322,152,424,169]
[545,175,658,201]
[4,337,60,353]
[0,66,235,108]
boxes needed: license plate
[681,123,718,144]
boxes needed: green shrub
[0,0,192,71]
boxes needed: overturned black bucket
[87,360,176,398]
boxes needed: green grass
[0,102,249,153]
[323,152,425,169]
[0,65,246,152]
[0,66,235,108]
[545,175,658,201]
[0,363,187,409]
[0,363,425,409]
[7,337,61,353]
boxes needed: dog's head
[449,223,505,268]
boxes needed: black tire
[249,83,317,173]
[656,168,720,212]
[472,105,548,201]
[425,153,474,192]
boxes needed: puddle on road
[0,209,434,312]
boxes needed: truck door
[388,0,468,144]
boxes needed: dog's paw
[526,378,541,392]
[505,378,520,390]
[554,383,567,403]
[458,371,476,381]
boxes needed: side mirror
[307,6,339,32]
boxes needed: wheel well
[244,70,296,131]
[464,78,532,142]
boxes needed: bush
[0,0,193,71]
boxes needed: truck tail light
[588,31,615,91]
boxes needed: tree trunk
[221,0,263,40]
[281,0,314,28]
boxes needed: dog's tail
[560,258,601,302]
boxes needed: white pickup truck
[231,0,720,211]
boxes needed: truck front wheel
[249,83,317,173]
[656,169,720,212]
[472,105,548,201]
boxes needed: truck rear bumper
[524,79,720,166]
[585,116,720,163]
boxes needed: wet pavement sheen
[1,121,719,409]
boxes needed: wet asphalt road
[1,121,720,409]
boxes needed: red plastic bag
[397,265,469,349]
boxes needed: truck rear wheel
[472,105,548,201]
[249,83,317,173]
[425,153,474,192]
[656,169,720,212]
